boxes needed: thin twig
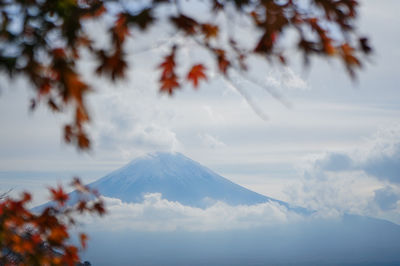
[224,75,269,121]
[231,65,293,109]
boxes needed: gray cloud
[314,153,354,171]
[374,185,400,211]
[363,145,400,183]
[308,125,400,184]
[286,125,400,224]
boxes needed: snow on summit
[89,152,283,208]
[34,152,307,212]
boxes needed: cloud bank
[83,193,304,232]
[286,124,400,223]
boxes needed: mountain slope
[89,152,288,208]
[34,152,307,212]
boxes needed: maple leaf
[80,233,88,249]
[71,177,89,193]
[49,185,69,206]
[112,13,130,45]
[187,64,207,88]
[214,49,230,74]
[201,24,219,40]
[63,245,79,266]
[170,15,198,34]
[128,8,155,30]
[77,132,90,149]
[64,71,89,105]
[158,51,176,80]
[93,202,106,216]
[254,31,278,54]
[359,37,372,54]
[38,81,51,96]
[96,50,128,81]
[48,225,69,244]
[158,47,180,94]
[160,76,180,95]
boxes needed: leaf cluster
[0,178,105,265]
[0,0,372,149]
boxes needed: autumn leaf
[93,202,106,216]
[71,177,89,193]
[214,49,230,74]
[187,64,207,88]
[81,3,106,19]
[80,233,88,249]
[49,185,69,206]
[63,245,79,266]
[160,76,180,95]
[159,47,180,94]
[254,31,278,54]
[0,179,105,265]
[39,82,51,96]
[64,71,89,105]
[128,8,155,30]
[96,50,128,81]
[170,15,198,34]
[359,37,372,54]
[64,125,73,143]
[201,24,219,40]
[112,13,130,45]
[158,49,176,80]
[77,132,90,149]
[48,225,69,244]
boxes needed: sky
[0,0,400,228]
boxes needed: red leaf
[215,49,230,74]
[80,233,88,249]
[201,24,219,40]
[160,76,180,95]
[170,15,198,34]
[49,185,69,206]
[158,47,180,94]
[187,64,207,88]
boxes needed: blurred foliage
[0,1,373,263]
[0,178,105,265]
[0,0,371,150]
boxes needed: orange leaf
[160,76,180,95]
[215,49,230,74]
[187,64,207,88]
[77,132,90,149]
[48,226,69,244]
[80,233,88,249]
[63,245,79,266]
[201,24,219,40]
[158,54,176,80]
[49,185,69,206]
[39,82,51,96]
[113,13,130,45]
[64,71,89,105]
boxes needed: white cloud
[198,133,226,149]
[83,193,304,232]
[286,124,400,224]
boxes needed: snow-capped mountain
[35,152,306,211]
[88,152,298,209]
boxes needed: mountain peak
[129,151,190,165]
[36,152,306,212]
[86,152,293,208]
